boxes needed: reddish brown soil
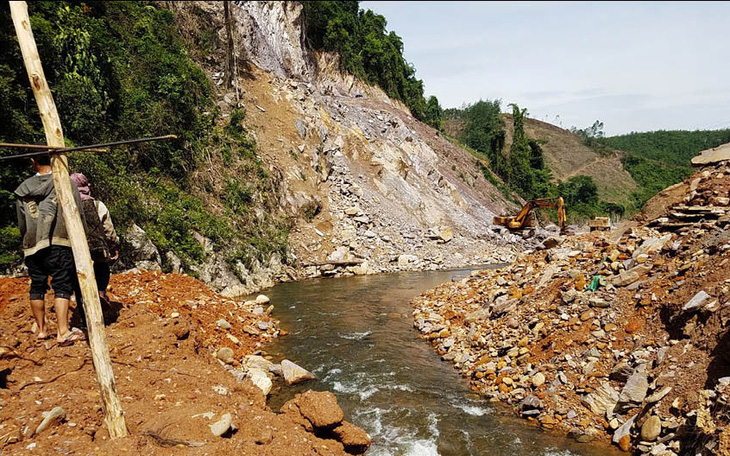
[0,271,354,455]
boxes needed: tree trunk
[223,1,235,90]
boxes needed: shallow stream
[263,268,621,456]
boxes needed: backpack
[82,199,111,263]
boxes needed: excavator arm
[493,196,566,232]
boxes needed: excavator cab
[494,196,567,234]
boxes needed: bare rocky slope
[445,116,638,208]
[139,1,523,297]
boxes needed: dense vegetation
[0,2,288,271]
[300,1,443,129]
[600,129,730,207]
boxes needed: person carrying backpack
[15,155,87,346]
[69,173,119,309]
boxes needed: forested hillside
[445,101,730,221]
[600,129,730,207]
[443,102,629,222]
[0,2,288,270]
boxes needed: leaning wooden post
[9,1,128,438]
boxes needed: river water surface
[263,268,621,456]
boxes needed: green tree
[558,175,599,206]
[424,95,443,130]
[461,99,505,174]
[300,1,437,125]
[507,103,534,198]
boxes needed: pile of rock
[412,162,730,454]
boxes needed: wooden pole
[9,1,128,438]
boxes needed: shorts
[25,246,77,300]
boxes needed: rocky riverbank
[412,162,730,455]
[0,271,370,455]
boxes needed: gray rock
[580,382,618,416]
[123,224,162,270]
[242,355,274,372]
[217,319,231,330]
[589,298,610,308]
[165,251,182,274]
[612,415,636,444]
[646,386,672,404]
[296,118,307,139]
[248,368,273,395]
[34,407,66,436]
[618,366,649,405]
[521,394,544,411]
[611,264,652,287]
[641,415,661,441]
[209,413,232,436]
[610,362,634,383]
[683,290,710,312]
[491,297,518,318]
[633,235,671,258]
[692,142,730,166]
[281,359,316,385]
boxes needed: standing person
[15,155,86,346]
[68,173,119,327]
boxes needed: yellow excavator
[493,196,567,234]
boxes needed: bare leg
[54,297,71,341]
[30,299,47,339]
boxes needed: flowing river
[261,268,621,456]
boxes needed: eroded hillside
[164,1,522,295]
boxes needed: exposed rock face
[122,224,161,271]
[231,1,310,80]
[148,1,521,295]
[286,390,344,429]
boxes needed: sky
[361,1,730,136]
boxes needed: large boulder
[617,366,649,408]
[248,368,273,395]
[281,390,344,429]
[691,142,730,166]
[331,421,371,454]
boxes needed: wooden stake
[9,1,128,438]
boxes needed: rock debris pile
[413,162,730,455]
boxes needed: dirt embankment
[0,271,369,455]
[412,163,730,455]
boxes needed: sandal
[58,328,86,347]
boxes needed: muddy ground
[0,271,366,455]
